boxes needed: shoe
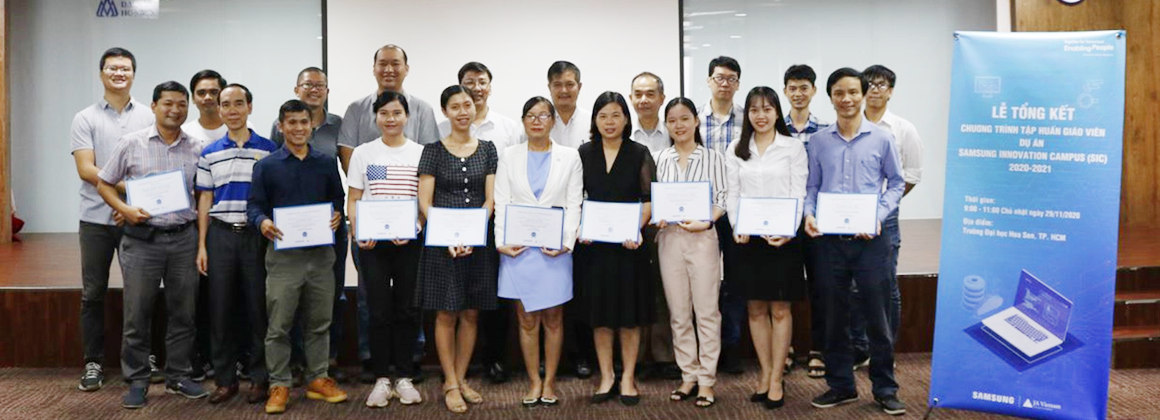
[265,386,289,414]
[306,377,348,403]
[79,362,104,392]
[521,397,539,408]
[811,389,858,408]
[148,355,164,384]
[806,351,826,378]
[365,378,392,408]
[574,360,592,379]
[410,361,426,385]
[695,395,716,408]
[208,383,238,404]
[618,380,639,406]
[853,354,871,371]
[442,385,467,414]
[358,360,375,384]
[395,378,422,404]
[750,392,766,403]
[485,362,509,384]
[460,382,483,404]
[165,378,209,399]
[590,382,617,404]
[290,364,305,388]
[876,394,907,416]
[328,364,349,384]
[121,384,148,409]
[670,383,697,401]
[764,380,786,409]
[247,381,268,404]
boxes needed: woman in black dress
[575,91,656,406]
[416,85,498,414]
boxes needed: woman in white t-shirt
[346,91,426,409]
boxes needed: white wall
[10,0,322,232]
[326,0,681,130]
[682,0,997,220]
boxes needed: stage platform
[2,219,1158,368]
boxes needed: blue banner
[930,31,1124,420]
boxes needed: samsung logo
[972,391,1015,405]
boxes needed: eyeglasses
[462,80,490,89]
[869,82,891,91]
[710,75,739,85]
[298,82,328,90]
[524,113,552,123]
[103,66,133,75]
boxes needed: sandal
[460,382,483,404]
[443,385,468,414]
[695,395,716,408]
[670,383,698,401]
[807,351,826,378]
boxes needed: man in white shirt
[437,62,522,157]
[546,61,590,148]
[182,70,229,144]
[629,72,669,157]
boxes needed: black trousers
[359,241,421,378]
[206,222,268,386]
[79,221,122,364]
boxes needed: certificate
[651,181,711,223]
[736,197,798,237]
[355,199,418,241]
[125,170,190,216]
[424,207,488,247]
[273,203,335,250]
[579,200,642,244]
[816,192,879,235]
[504,205,564,250]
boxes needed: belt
[838,235,857,241]
[155,222,194,235]
[211,218,250,234]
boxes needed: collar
[149,125,191,146]
[698,102,742,123]
[663,144,705,162]
[828,117,874,141]
[784,113,821,134]
[876,110,900,128]
[319,113,341,129]
[633,117,664,134]
[220,128,263,148]
[273,144,321,160]
[99,97,137,112]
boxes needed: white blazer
[494,139,584,250]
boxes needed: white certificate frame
[503,205,565,250]
[816,192,879,235]
[423,207,489,247]
[272,203,336,250]
[650,181,712,223]
[735,197,798,237]
[579,200,643,244]
[355,199,419,241]
[125,170,190,216]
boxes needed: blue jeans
[849,209,901,358]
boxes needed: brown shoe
[247,382,269,404]
[265,386,289,414]
[306,377,348,403]
[208,383,238,404]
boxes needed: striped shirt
[195,129,279,224]
[698,102,743,156]
[98,125,203,227]
[654,144,728,211]
[347,138,423,200]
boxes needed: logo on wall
[96,0,118,17]
[96,0,159,19]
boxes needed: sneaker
[366,378,392,408]
[121,384,148,409]
[148,355,164,384]
[876,394,907,416]
[395,378,422,405]
[853,354,871,371]
[165,378,209,399]
[811,389,858,408]
[79,362,104,391]
[306,377,348,403]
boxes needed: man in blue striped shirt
[195,83,278,405]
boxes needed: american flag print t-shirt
[347,137,424,200]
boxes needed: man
[699,56,745,374]
[848,64,924,366]
[270,66,352,384]
[97,81,208,408]
[195,84,278,404]
[437,61,522,156]
[70,47,155,392]
[250,100,348,414]
[782,64,830,378]
[629,72,668,157]
[803,68,906,416]
[546,60,590,148]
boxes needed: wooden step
[1116,290,1160,304]
[1112,325,1160,341]
[1113,338,1160,369]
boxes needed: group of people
[70,43,923,416]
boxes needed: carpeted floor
[1,354,1156,420]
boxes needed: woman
[653,98,727,408]
[416,85,499,414]
[494,96,584,407]
[725,86,808,410]
[575,91,656,406]
[347,91,425,408]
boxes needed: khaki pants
[264,244,335,388]
[657,226,722,386]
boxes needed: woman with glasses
[494,96,584,408]
[652,98,727,408]
[725,86,808,410]
[575,91,656,406]
[415,85,499,414]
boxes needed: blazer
[494,139,584,250]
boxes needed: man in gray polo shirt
[70,47,154,392]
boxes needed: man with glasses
[698,56,745,375]
[71,47,154,392]
[546,61,590,148]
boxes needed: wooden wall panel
[1014,0,1160,230]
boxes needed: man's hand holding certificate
[503,205,565,250]
[355,199,419,241]
[424,207,488,248]
[272,203,336,250]
[651,182,711,223]
[125,170,190,216]
[579,201,642,244]
[735,197,798,237]
[815,192,879,236]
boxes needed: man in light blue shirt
[803,67,906,416]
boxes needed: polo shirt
[195,129,279,224]
[97,125,203,227]
[69,97,154,225]
[337,92,441,149]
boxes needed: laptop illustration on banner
[980,270,1074,358]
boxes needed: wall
[1013,0,1159,230]
[9,0,322,232]
[681,0,997,220]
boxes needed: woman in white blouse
[725,86,808,410]
[494,97,584,407]
[653,98,727,407]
